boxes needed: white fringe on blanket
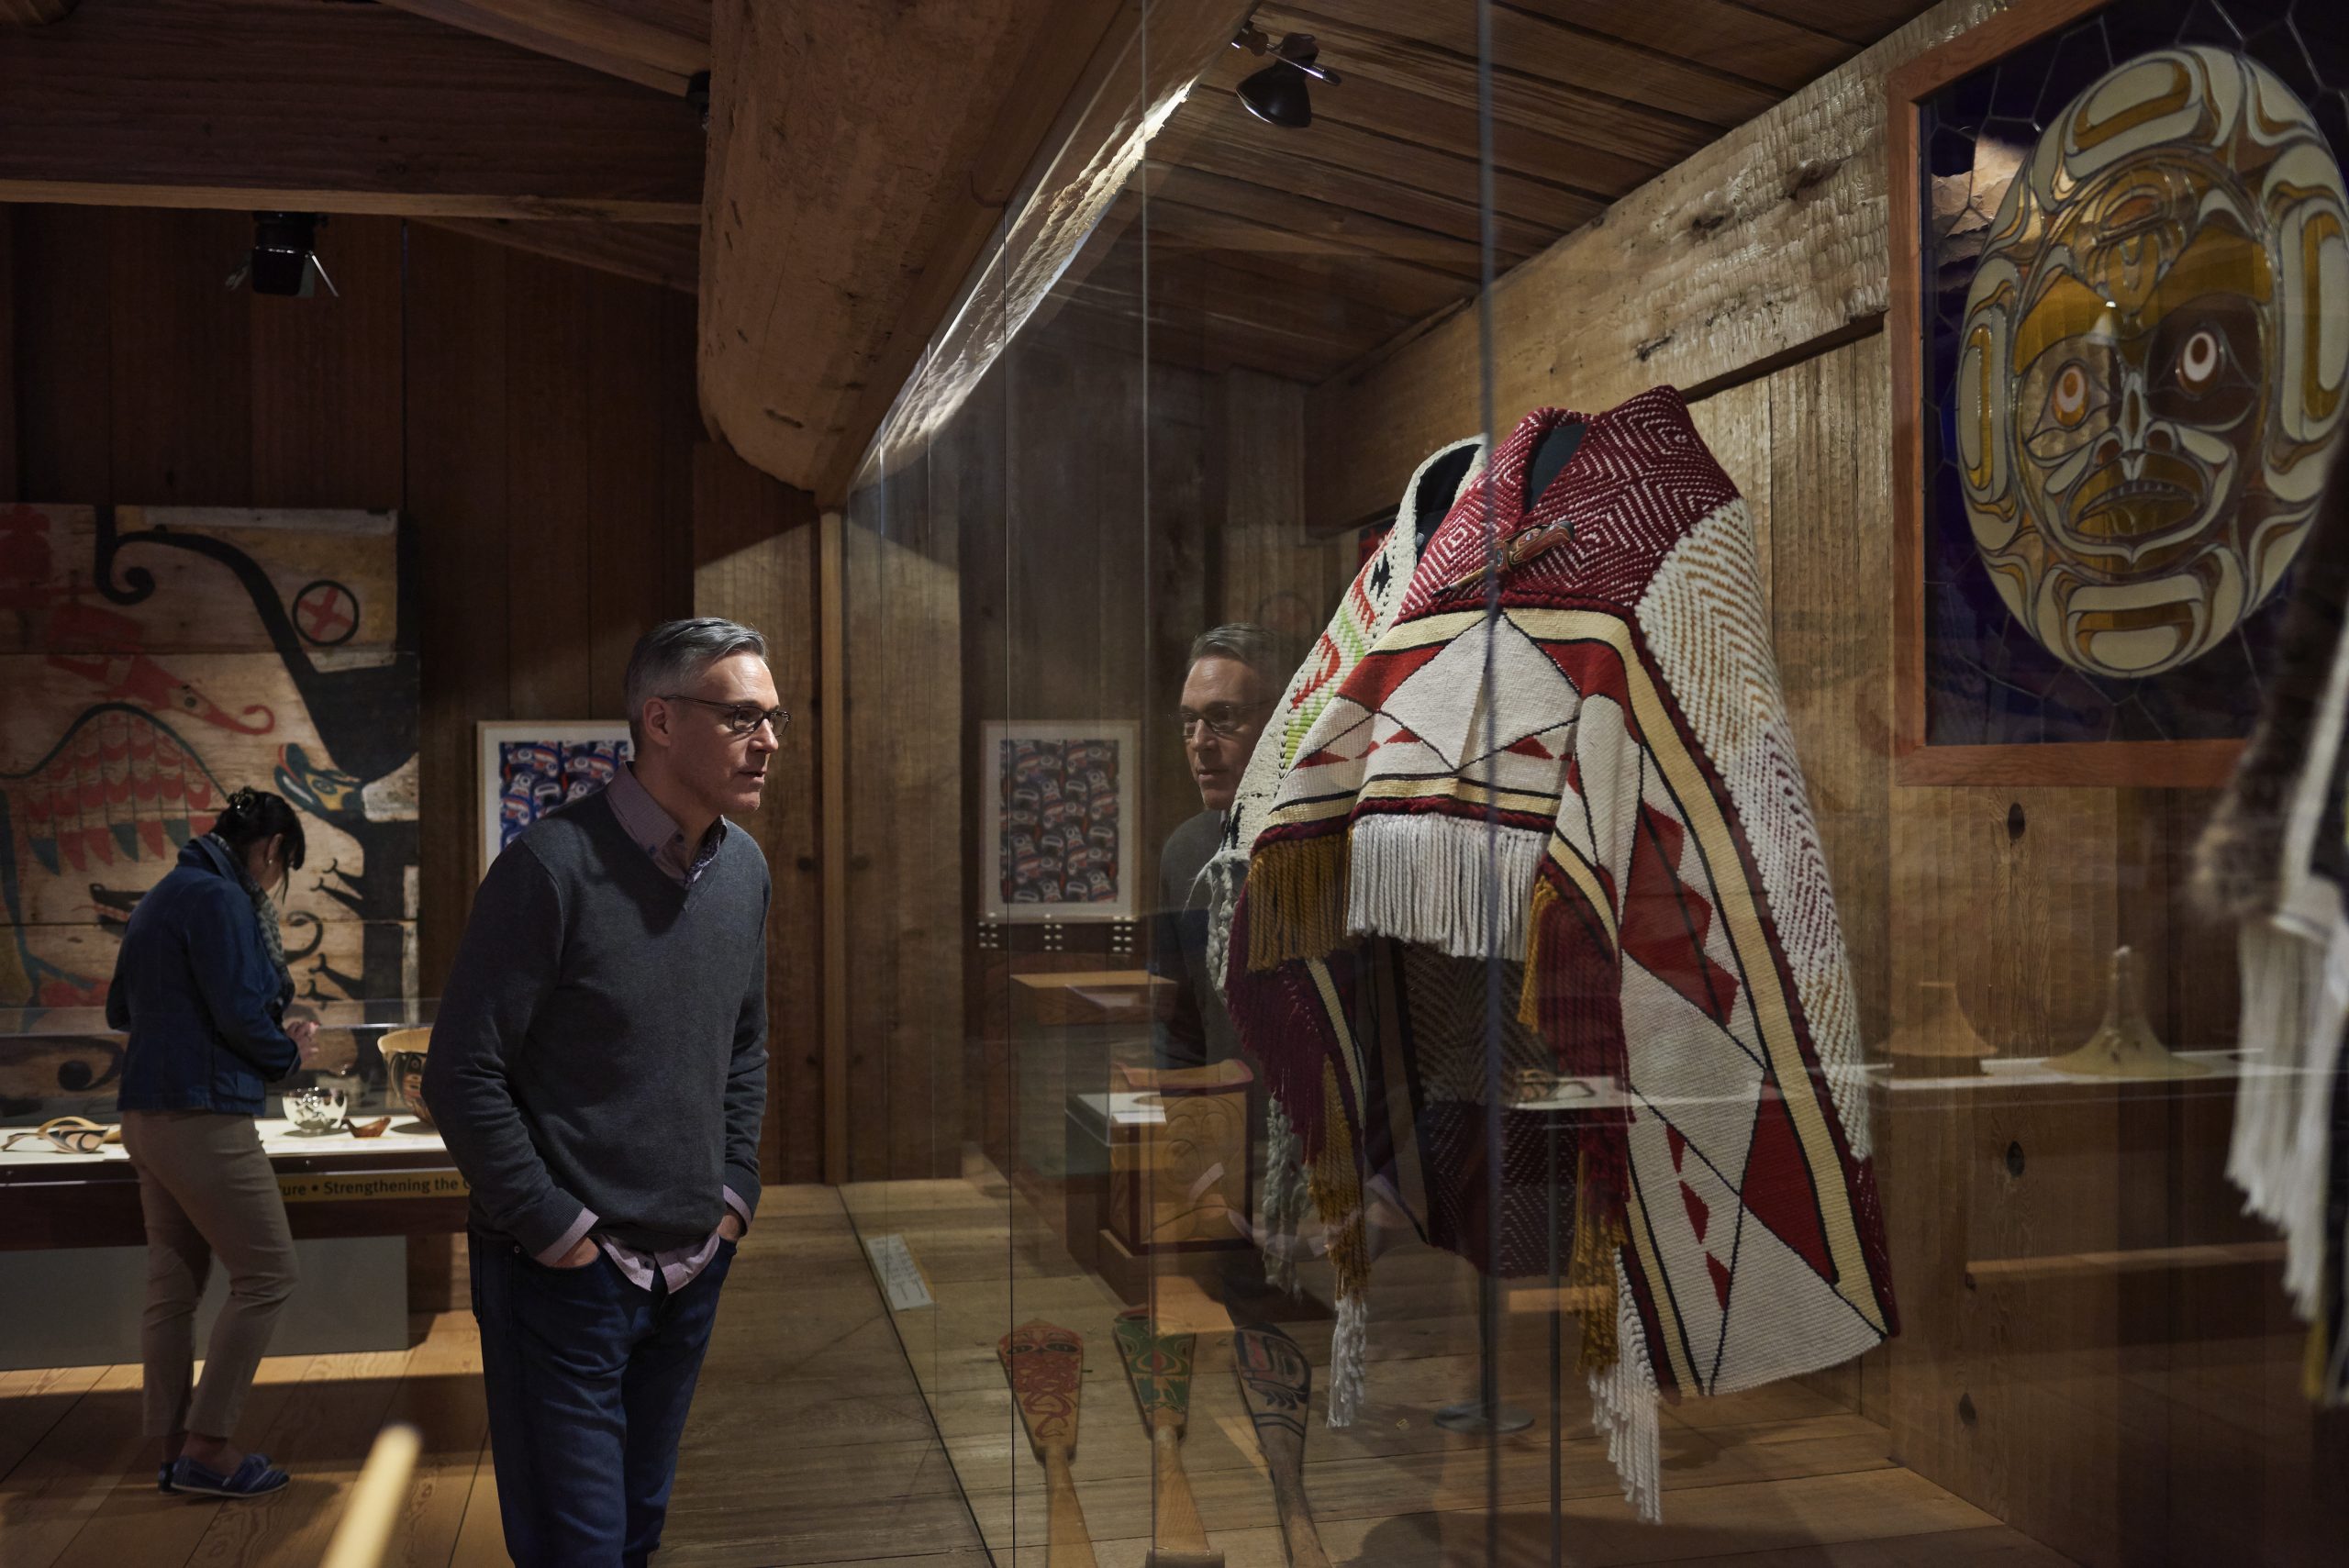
[1327,1292,1369,1429]
[1589,1253,1663,1522]
[2224,574,2349,1325]
[1201,851,1242,1007]
[2231,907,2349,1319]
[1259,1097,1309,1296]
[1347,814,1548,961]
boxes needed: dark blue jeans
[469,1230,735,1568]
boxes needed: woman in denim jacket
[108,787,320,1499]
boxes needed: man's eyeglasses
[1176,701,1273,740]
[664,695,792,738]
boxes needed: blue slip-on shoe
[157,1462,174,1494]
[168,1452,290,1499]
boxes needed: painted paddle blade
[1000,1319,1085,1458]
[1231,1321,1313,1427]
[1116,1310,1221,1566]
[1113,1307,1198,1427]
[1231,1323,1330,1568]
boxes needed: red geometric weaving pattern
[1620,803,1741,1026]
[1400,391,1741,621]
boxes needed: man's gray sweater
[424,789,769,1256]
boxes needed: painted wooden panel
[0,503,417,1010]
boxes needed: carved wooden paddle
[1113,1308,1225,1568]
[1000,1320,1099,1568]
[1230,1323,1331,1568]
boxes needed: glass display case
[820,2,2349,1564]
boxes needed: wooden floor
[0,1187,988,1568]
[837,1172,2078,1568]
[0,1179,2077,1566]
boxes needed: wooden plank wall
[692,446,826,1185]
[840,450,966,1183]
[839,267,1343,1183]
[1301,0,2017,536]
[853,306,1215,1183]
[3,204,824,1184]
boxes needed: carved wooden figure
[1230,1323,1330,1568]
[999,1320,1099,1568]
[1111,1308,1224,1568]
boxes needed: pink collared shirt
[533,765,744,1290]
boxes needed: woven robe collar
[1412,404,1587,607]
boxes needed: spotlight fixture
[228,212,337,299]
[1230,25,1339,129]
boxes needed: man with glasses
[427,617,782,1568]
[1158,623,1286,1071]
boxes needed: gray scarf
[205,832,293,1006]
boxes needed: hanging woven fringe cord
[2194,450,2349,1402]
[1591,1253,1662,1522]
[1226,390,1899,1515]
[1258,1098,1309,1296]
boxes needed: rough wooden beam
[701,0,1121,495]
[374,0,708,96]
[699,0,1249,499]
[1302,0,2015,533]
[415,216,697,293]
[0,0,704,221]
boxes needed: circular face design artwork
[1956,47,2349,680]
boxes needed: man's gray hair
[1187,622,1292,687]
[623,617,768,744]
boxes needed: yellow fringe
[1311,1059,1371,1304]
[1247,835,1351,971]
[1518,873,1558,1028]
[1569,1148,1625,1375]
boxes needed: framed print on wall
[476,721,634,879]
[979,721,1138,922]
[1889,0,2349,785]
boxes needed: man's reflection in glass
[1156,624,1286,1071]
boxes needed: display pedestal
[0,1235,408,1371]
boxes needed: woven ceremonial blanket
[2195,451,2349,1399]
[1227,390,1898,1512]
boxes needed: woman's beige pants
[121,1110,299,1440]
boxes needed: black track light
[229,212,337,299]
[1231,26,1339,129]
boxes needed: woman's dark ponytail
[214,787,307,872]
